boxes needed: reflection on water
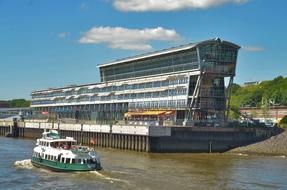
[1,137,287,190]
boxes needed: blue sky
[0,0,287,100]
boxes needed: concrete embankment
[0,120,283,153]
[229,129,287,156]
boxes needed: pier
[0,121,282,153]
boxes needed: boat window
[61,157,64,163]
[44,154,47,159]
[66,158,71,164]
[71,159,75,164]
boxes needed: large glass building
[31,38,240,126]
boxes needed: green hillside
[228,76,287,119]
[230,76,287,107]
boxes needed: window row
[32,77,189,99]
[32,89,188,105]
[102,62,198,81]
[101,50,198,81]
[128,99,187,109]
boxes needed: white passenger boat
[31,130,102,171]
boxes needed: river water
[1,137,287,190]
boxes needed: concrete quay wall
[149,127,282,152]
[0,121,282,153]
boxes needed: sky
[0,0,287,100]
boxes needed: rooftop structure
[31,38,240,126]
[243,81,261,87]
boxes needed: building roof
[98,38,240,68]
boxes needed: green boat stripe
[31,156,101,171]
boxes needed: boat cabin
[37,138,77,150]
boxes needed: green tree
[8,99,31,107]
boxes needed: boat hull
[31,157,102,172]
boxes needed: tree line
[0,99,31,108]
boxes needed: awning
[75,87,82,91]
[88,93,98,97]
[88,86,97,90]
[52,96,64,100]
[65,96,73,100]
[62,88,73,92]
[124,110,175,117]
[73,95,80,99]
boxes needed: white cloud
[113,0,248,12]
[242,46,265,52]
[79,26,181,50]
[58,32,69,38]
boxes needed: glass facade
[100,49,199,82]
[31,39,240,124]
[32,76,189,106]
[199,42,238,76]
